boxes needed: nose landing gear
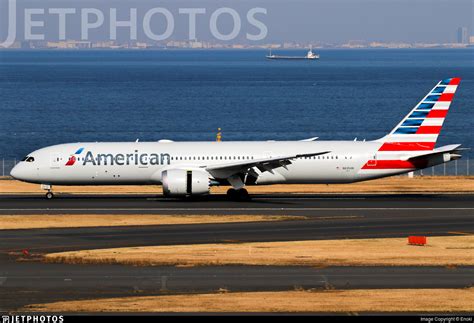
[41,184,54,199]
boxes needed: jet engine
[162,169,210,197]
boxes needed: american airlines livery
[11,78,464,200]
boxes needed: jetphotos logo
[0,0,268,48]
[65,147,84,166]
[2,316,64,323]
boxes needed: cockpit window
[26,157,35,162]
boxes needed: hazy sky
[0,0,472,43]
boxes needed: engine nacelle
[162,169,210,197]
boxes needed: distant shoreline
[1,46,473,51]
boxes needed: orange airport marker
[408,236,427,246]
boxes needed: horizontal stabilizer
[406,144,463,161]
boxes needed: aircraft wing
[203,151,330,180]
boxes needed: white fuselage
[10,140,416,186]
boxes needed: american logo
[65,147,84,166]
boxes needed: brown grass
[1,176,473,195]
[0,214,303,230]
[44,235,474,267]
[23,288,474,313]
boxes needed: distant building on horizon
[46,40,92,49]
[457,27,468,44]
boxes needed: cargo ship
[266,47,319,60]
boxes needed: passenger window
[26,157,35,162]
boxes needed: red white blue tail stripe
[378,77,460,152]
[362,78,460,170]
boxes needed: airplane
[10,77,464,200]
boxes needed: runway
[1,194,473,253]
[1,193,473,215]
[1,257,473,312]
[1,193,473,312]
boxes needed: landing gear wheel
[237,188,250,201]
[227,188,237,200]
[45,191,54,199]
[227,188,250,201]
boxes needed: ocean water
[0,48,473,159]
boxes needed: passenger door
[50,153,61,169]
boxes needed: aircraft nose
[10,163,31,182]
[10,164,20,179]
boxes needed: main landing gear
[41,184,54,199]
[226,188,250,201]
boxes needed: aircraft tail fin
[376,77,461,151]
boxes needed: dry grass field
[1,176,473,195]
[44,235,474,267]
[24,288,474,313]
[0,214,304,230]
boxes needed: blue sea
[0,49,473,159]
